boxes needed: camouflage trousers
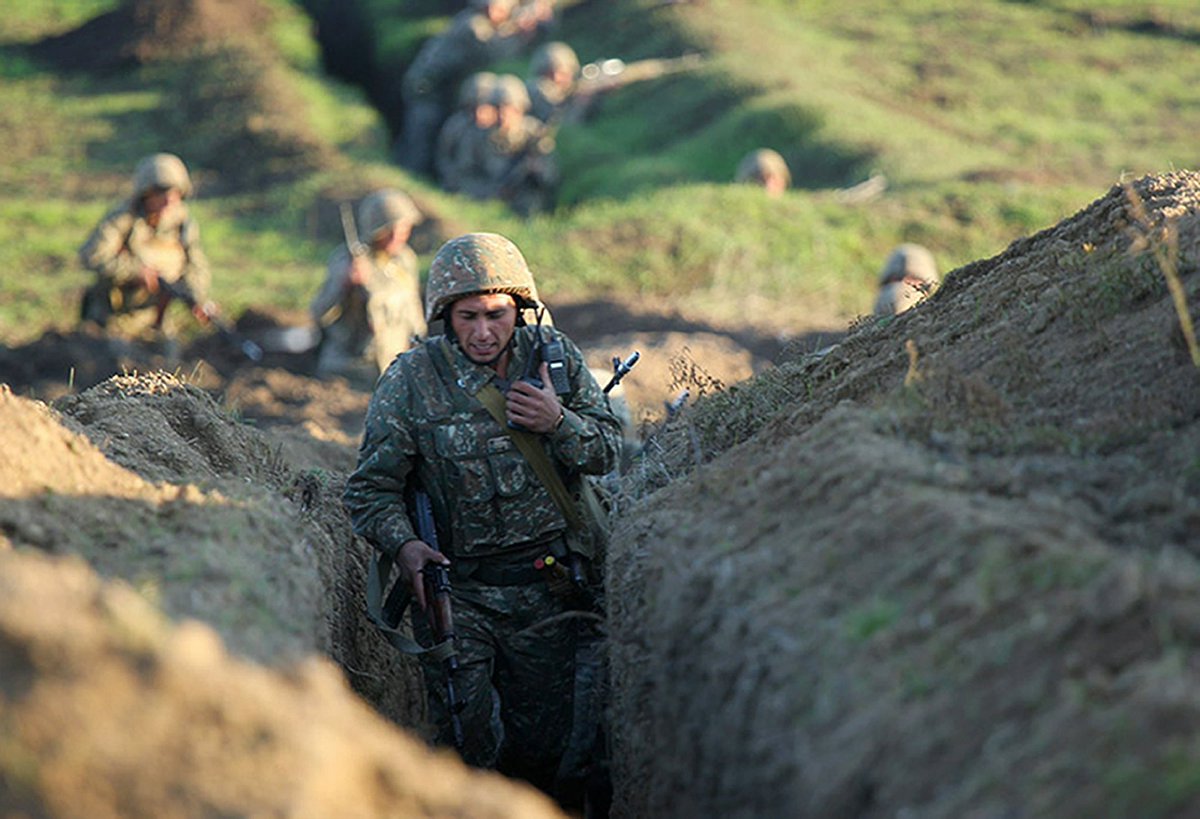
[413,568,581,791]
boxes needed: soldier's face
[449,293,518,365]
[142,185,182,225]
[474,104,498,128]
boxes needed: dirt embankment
[607,171,1200,818]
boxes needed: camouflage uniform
[398,0,538,176]
[310,190,427,379]
[457,75,559,215]
[78,153,211,334]
[344,233,621,792]
[873,243,939,316]
[436,72,498,194]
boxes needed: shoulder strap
[432,339,585,532]
[365,548,457,662]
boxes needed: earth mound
[0,548,564,818]
[608,172,1200,818]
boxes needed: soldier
[735,148,791,197]
[310,189,427,381]
[344,232,621,801]
[397,0,551,177]
[78,152,212,336]
[436,71,499,193]
[526,41,579,123]
[459,74,559,216]
[873,243,940,316]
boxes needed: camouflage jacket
[454,116,558,201]
[344,326,622,560]
[78,200,211,302]
[435,111,488,193]
[310,244,426,367]
[403,11,531,102]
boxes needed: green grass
[0,0,1195,347]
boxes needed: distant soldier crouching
[310,189,427,381]
[78,152,212,336]
[873,243,939,315]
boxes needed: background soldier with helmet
[343,232,621,806]
[873,243,939,316]
[78,152,212,337]
[735,147,791,197]
[397,0,552,177]
[526,41,580,123]
[436,72,499,194]
[310,189,427,381]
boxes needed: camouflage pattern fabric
[310,244,426,377]
[78,201,210,332]
[450,116,559,213]
[526,76,573,123]
[435,111,489,193]
[398,10,533,175]
[345,324,620,788]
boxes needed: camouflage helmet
[530,41,580,79]
[491,74,531,112]
[357,189,421,240]
[878,243,938,286]
[425,232,540,322]
[735,148,791,188]
[132,152,193,199]
[459,71,498,109]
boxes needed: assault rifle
[411,489,466,752]
[603,350,639,395]
[566,52,705,122]
[156,278,264,362]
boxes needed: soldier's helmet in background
[425,232,541,322]
[735,148,791,189]
[530,41,580,79]
[878,243,939,287]
[459,71,499,109]
[491,74,532,113]
[133,153,193,199]
[358,189,421,241]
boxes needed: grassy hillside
[0,0,1196,345]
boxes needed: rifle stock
[411,490,466,752]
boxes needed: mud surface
[607,172,1200,818]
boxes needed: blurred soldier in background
[526,41,579,122]
[310,189,427,381]
[436,71,499,193]
[397,0,552,177]
[735,148,791,197]
[78,152,213,337]
[483,74,559,216]
[873,243,940,316]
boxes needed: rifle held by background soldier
[156,277,263,362]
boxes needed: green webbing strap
[365,547,457,663]
[475,382,586,532]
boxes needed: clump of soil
[0,548,565,819]
[607,171,1200,818]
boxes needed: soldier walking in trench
[343,232,621,807]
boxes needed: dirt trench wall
[0,548,564,818]
[0,374,423,726]
[607,172,1200,818]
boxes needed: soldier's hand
[398,539,450,610]
[348,256,370,287]
[139,265,160,294]
[193,300,218,323]
[507,362,563,434]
